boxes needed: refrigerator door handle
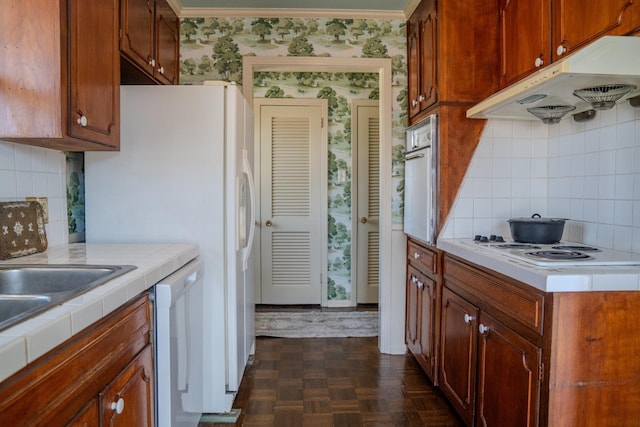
[242,148,256,271]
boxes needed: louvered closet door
[260,104,324,304]
[355,102,380,304]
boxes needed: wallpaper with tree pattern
[180,17,407,301]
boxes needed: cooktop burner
[525,250,592,261]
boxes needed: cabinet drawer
[407,240,438,275]
[444,256,544,335]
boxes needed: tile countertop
[437,239,640,293]
[0,243,199,383]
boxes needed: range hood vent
[467,36,640,122]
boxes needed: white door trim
[243,56,398,354]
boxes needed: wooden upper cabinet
[121,0,180,85]
[407,16,422,120]
[121,0,156,78]
[552,0,640,60]
[154,0,180,85]
[407,0,499,125]
[407,0,438,121]
[499,0,640,87]
[68,0,120,148]
[499,0,551,87]
[0,0,120,151]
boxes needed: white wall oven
[404,114,437,244]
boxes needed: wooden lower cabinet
[0,293,153,426]
[439,288,478,426]
[440,256,543,427]
[405,238,441,384]
[406,265,437,381]
[440,287,542,427]
[100,345,154,427]
[475,312,541,427]
[433,253,640,426]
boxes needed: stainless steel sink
[0,264,136,332]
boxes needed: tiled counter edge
[0,243,199,383]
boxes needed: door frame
[253,98,329,305]
[243,56,397,354]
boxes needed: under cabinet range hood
[467,36,640,122]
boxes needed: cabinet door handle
[418,94,425,102]
[479,324,489,334]
[556,44,567,56]
[534,56,544,67]
[149,58,156,67]
[464,313,474,324]
[111,397,125,414]
[76,114,88,127]
[411,99,418,107]
[159,66,165,74]
[265,220,272,227]
[411,275,418,284]
[417,280,424,289]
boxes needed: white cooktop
[461,240,640,267]
[437,238,640,293]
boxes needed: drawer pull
[464,314,474,324]
[413,252,421,260]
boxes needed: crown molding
[176,6,407,20]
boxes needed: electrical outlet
[26,197,49,224]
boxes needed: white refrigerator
[85,83,255,417]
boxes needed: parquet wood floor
[202,336,463,426]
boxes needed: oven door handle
[404,152,426,161]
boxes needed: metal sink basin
[0,264,136,332]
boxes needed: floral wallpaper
[180,17,407,301]
[66,152,85,243]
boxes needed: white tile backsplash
[0,140,68,247]
[442,101,640,252]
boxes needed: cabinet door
[440,288,478,426]
[67,398,99,427]
[418,0,437,112]
[121,0,155,76]
[406,266,437,381]
[68,0,120,148]
[100,346,154,427]
[418,273,436,380]
[406,265,421,355]
[407,15,422,119]
[154,0,180,85]
[552,0,640,60]
[499,0,551,87]
[476,312,541,427]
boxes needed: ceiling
[169,0,416,18]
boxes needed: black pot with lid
[507,213,567,244]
